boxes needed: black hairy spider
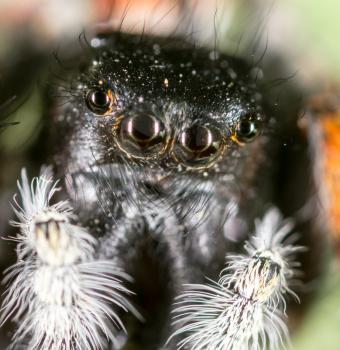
[0,2,331,350]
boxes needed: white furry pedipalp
[1,167,138,350]
[9,167,73,259]
[169,208,303,350]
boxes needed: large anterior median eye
[173,124,224,169]
[85,89,116,115]
[115,113,168,159]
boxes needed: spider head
[53,32,266,171]
[51,32,271,225]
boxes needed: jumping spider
[0,3,333,350]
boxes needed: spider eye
[85,89,115,115]
[173,124,224,169]
[116,113,167,159]
[234,118,261,143]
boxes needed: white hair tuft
[1,167,139,350]
[168,207,303,350]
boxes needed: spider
[0,1,337,349]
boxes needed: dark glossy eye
[234,118,261,143]
[116,113,168,159]
[85,89,115,115]
[173,124,224,169]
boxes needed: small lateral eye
[85,89,115,115]
[233,117,262,143]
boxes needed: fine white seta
[0,167,137,350]
[169,208,304,350]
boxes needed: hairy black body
[43,32,282,349]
